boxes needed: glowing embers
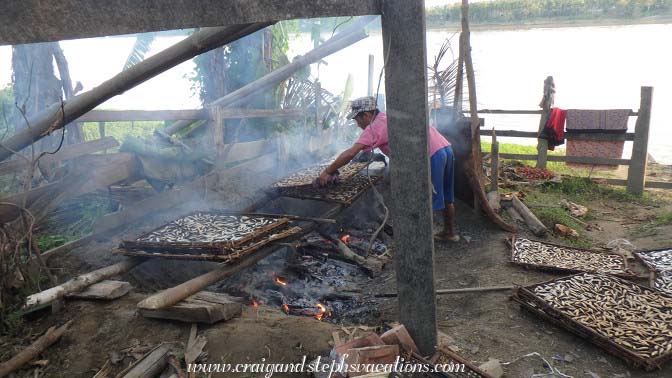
[513,273,672,370]
[510,236,633,277]
[276,173,382,205]
[271,162,369,189]
[118,212,301,262]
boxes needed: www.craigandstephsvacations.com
[187,355,466,377]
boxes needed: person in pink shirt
[318,96,458,241]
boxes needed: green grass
[36,234,72,251]
[651,211,672,227]
[81,120,161,145]
[632,211,672,237]
[539,176,656,205]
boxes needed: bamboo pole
[208,29,370,109]
[374,285,514,298]
[460,0,515,233]
[0,321,72,378]
[23,258,145,311]
[511,195,548,237]
[0,22,272,162]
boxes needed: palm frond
[123,33,156,70]
[428,38,464,109]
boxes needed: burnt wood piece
[139,291,242,324]
[65,280,132,300]
[117,343,176,378]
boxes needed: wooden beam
[627,87,653,195]
[0,0,381,45]
[475,109,638,116]
[75,108,304,123]
[77,109,207,122]
[139,291,243,324]
[478,129,636,141]
[381,0,437,355]
[0,137,119,176]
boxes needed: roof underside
[0,0,381,45]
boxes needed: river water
[1,23,670,163]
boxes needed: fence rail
[477,86,666,195]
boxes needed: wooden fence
[477,86,670,194]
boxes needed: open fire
[215,224,388,323]
[274,276,288,286]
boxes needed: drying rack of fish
[509,235,633,278]
[635,248,672,272]
[512,273,672,370]
[276,173,382,205]
[271,161,369,189]
[118,212,301,261]
[652,270,672,296]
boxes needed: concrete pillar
[381,0,437,355]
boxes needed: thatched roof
[0,0,380,45]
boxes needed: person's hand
[318,171,331,187]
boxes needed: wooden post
[211,107,225,159]
[490,129,499,190]
[315,80,321,130]
[367,54,374,96]
[453,33,464,116]
[626,86,653,195]
[98,121,105,138]
[536,76,554,169]
[381,0,437,355]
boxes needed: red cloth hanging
[543,107,567,151]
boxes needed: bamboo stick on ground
[23,258,145,311]
[0,321,72,378]
[511,194,548,237]
[374,285,514,298]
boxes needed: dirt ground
[2,168,672,378]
